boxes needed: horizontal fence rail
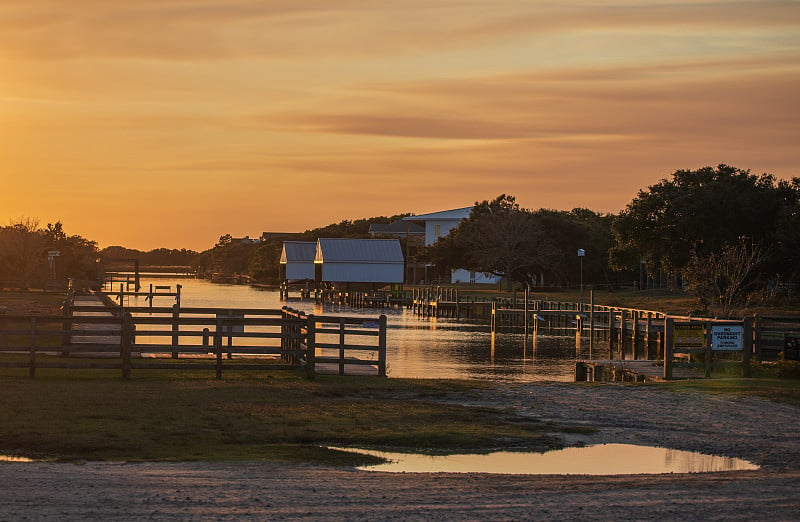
[0,297,387,380]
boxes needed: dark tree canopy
[612,164,798,277]
[0,219,98,288]
[422,195,616,289]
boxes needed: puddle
[330,444,759,475]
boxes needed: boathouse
[403,207,501,285]
[315,238,404,286]
[280,241,316,282]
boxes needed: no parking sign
[711,325,743,351]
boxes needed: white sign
[711,325,743,351]
[577,249,585,257]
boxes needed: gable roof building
[315,238,404,284]
[280,241,316,281]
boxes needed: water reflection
[126,277,600,382]
[330,444,759,475]
[0,455,35,462]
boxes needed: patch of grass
[0,290,66,315]
[666,378,800,407]
[0,369,567,464]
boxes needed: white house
[280,241,316,281]
[403,207,501,285]
[402,207,472,246]
[315,238,404,285]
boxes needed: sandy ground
[2,382,799,521]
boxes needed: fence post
[663,317,674,380]
[121,312,133,380]
[338,319,346,375]
[742,317,753,378]
[752,315,762,362]
[378,314,387,377]
[589,290,594,358]
[280,309,287,361]
[305,314,316,380]
[61,298,72,357]
[214,317,223,380]
[171,303,180,359]
[29,317,37,378]
[226,310,233,360]
[704,321,713,378]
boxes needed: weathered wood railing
[282,307,387,377]
[0,303,387,379]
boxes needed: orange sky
[1,1,798,251]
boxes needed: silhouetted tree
[612,164,796,287]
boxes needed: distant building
[231,236,260,244]
[261,232,301,243]
[402,207,472,246]
[315,238,404,286]
[403,207,501,285]
[280,241,316,282]
[368,220,425,246]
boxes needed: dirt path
[2,383,799,520]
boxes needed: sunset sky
[1,1,798,251]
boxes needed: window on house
[434,224,441,237]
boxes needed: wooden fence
[0,303,387,379]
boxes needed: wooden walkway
[314,361,381,376]
[70,295,120,346]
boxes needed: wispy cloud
[1,0,798,248]
[2,1,797,61]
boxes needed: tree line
[4,164,798,316]
[0,219,99,289]
[424,165,800,316]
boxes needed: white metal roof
[315,238,404,264]
[280,241,317,264]
[402,207,472,221]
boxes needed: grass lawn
[0,290,66,315]
[666,375,800,407]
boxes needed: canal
[122,276,603,382]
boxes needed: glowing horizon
[1,1,798,251]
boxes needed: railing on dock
[282,307,387,377]
[0,299,387,380]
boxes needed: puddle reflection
[0,455,35,462]
[331,444,758,475]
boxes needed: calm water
[121,276,594,382]
[330,444,759,474]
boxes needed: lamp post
[577,248,585,297]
